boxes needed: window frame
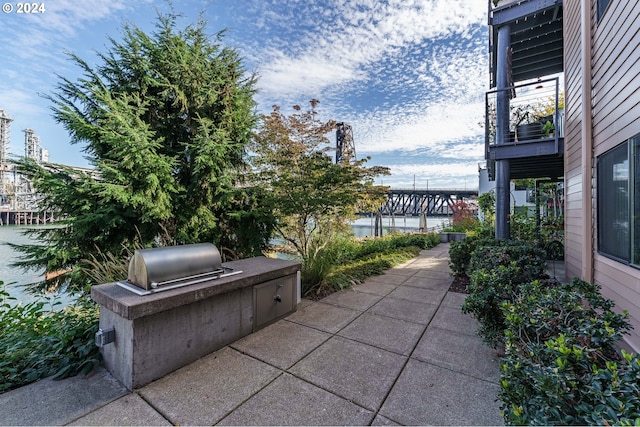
[597,135,640,267]
[597,0,612,23]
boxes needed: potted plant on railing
[541,119,555,138]
[511,105,542,142]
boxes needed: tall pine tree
[13,13,274,293]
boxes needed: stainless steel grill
[117,243,241,295]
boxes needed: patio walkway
[0,242,504,426]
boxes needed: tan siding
[563,0,584,176]
[564,126,583,281]
[587,0,640,352]
[591,0,636,76]
[594,96,640,154]
[594,256,640,353]
[591,0,640,154]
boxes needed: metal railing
[485,76,563,154]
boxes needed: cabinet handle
[273,294,282,302]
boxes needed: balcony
[485,77,564,180]
[488,0,563,88]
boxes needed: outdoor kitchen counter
[91,257,301,320]
[91,256,302,390]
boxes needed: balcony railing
[485,76,563,160]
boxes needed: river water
[351,215,450,237]
[1,216,450,305]
[0,225,75,307]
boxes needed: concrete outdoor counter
[91,257,301,320]
[91,255,301,389]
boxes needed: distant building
[39,147,49,163]
[478,167,531,222]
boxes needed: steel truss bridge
[375,188,479,217]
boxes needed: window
[597,135,640,265]
[597,0,612,22]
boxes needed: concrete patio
[0,242,505,426]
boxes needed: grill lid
[117,243,241,295]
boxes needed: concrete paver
[429,305,479,333]
[0,367,128,426]
[289,336,407,411]
[338,312,425,356]
[440,291,467,309]
[319,288,383,311]
[0,241,507,426]
[382,268,418,277]
[138,347,280,425]
[217,373,374,426]
[230,320,330,369]
[371,414,401,426]
[412,326,501,382]
[285,301,361,333]
[401,274,452,290]
[352,280,398,296]
[68,393,171,426]
[412,269,454,280]
[368,296,439,325]
[409,260,450,271]
[388,285,447,304]
[379,359,503,426]
[362,272,411,286]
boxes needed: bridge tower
[335,122,356,164]
[0,109,12,194]
[23,128,40,162]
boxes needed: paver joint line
[131,390,174,426]
[371,273,451,418]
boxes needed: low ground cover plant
[0,284,100,393]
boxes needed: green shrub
[499,279,639,425]
[0,285,101,393]
[462,262,526,348]
[469,240,547,283]
[510,209,537,243]
[461,241,548,348]
[449,235,496,276]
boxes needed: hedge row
[452,240,640,425]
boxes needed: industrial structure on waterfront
[0,108,55,225]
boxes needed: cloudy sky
[0,0,488,189]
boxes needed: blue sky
[0,0,488,189]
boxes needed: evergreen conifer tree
[13,13,274,293]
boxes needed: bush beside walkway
[451,238,640,425]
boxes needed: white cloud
[249,0,486,99]
[237,0,488,171]
[0,0,491,181]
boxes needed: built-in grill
[117,243,241,295]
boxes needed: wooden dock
[0,210,57,226]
